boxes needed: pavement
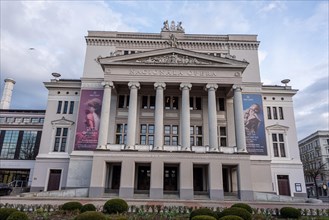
[0,196,328,210]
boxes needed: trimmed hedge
[251,214,266,220]
[192,215,217,220]
[75,211,106,220]
[231,203,253,214]
[7,211,29,220]
[0,208,17,220]
[190,208,217,220]
[280,207,301,219]
[80,203,96,213]
[103,198,128,214]
[61,201,83,211]
[219,215,244,220]
[216,207,252,220]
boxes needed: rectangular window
[53,128,68,152]
[149,96,155,109]
[164,125,179,146]
[218,98,225,111]
[279,107,284,120]
[190,97,202,110]
[267,107,272,119]
[0,130,19,159]
[69,101,74,114]
[31,118,39,123]
[139,124,154,145]
[118,95,129,108]
[219,127,227,146]
[190,126,203,146]
[142,96,155,109]
[142,96,148,109]
[23,118,30,123]
[272,133,286,157]
[57,101,62,114]
[63,101,68,114]
[273,107,278,120]
[165,96,179,110]
[19,131,38,159]
[115,124,127,144]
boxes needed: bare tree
[302,154,328,199]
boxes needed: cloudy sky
[1,1,328,140]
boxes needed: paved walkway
[0,196,328,210]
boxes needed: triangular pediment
[97,47,248,68]
[266,124,289,131]
[51,117,75,126]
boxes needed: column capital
[205,83,218,91]
[128,82,140,89]
[233,85,242,91]
[154,82,166,90]
[101,81,114,88]
[180,83,192,90]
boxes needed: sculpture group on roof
[162,20,184,32]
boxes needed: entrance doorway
[222,165,238,196]
[193,164,208,194]
[164,164,179,193]
[105,163,121,193]
[277,175,290,196]
[135,164,151,192]
[47,169,61,191]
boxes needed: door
[193,167,204,192]
[47,169,61,191]
[164,166,178,191]
[137,165,150,190]
[277,175,291,196]
[111,165,121,190]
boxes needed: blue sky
[1,0,328,140]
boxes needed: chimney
[0,78,16,109]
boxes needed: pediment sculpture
[135,53,212,65]
[162,20,185,32]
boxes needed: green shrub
[103,198,128,214]
[280,207,301,219]
[75,211,106,220]
[192,215,217,220]
[231,203,253,214]
[251,213,266,220]
[0,208,17,220]
[190,208,217,220]
[61,201,83,211]
[7,211,29,220]
[216,207,252,220]
[80,203,96,213]
[219,215,244,220]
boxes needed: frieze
[129,69,216,77]
[135,53,212,65]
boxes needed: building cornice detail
[135,53,212,65]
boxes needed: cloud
[258,1,286,13]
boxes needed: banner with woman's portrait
[242,94,267,155]
[74,90,104,150]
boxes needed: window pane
[60,138,66,152]
[148,135,154,145]
[118,96,125,108]
[150,96,155,109]
[56,128,62,136]
[63,101,68,114]
[164,136,170,145]
[278,134,284,142]
[273,143,279,157]
[57,101,62,114]
[172,97,178,109]
[124,124,127,133]
[165,97,171,109]
[126,96,130,108]
[218,98,225,111]
[148,125,154,134]
[190,136,194,146]
[31,118,39,123]
[196,126,202,135]
[164,126,170,134]
[279,107,284,120]
[272,133,277,142]
[172,136,178,145]
[63,128,68,136]
[273,107,278,119]
[267,107,272,119]
[220,138,227,147]
[54,137,60,151]
[196,137,203,146]
[69,101,74,114]
[140,135,146,145]
[116,124,123,133]
[172,126,178,134]
[190,97,194,110]
[220,127,226,136]
[280,143,286,157]
[142,96,148,108]
[196,97,202,110]
[141,124,147,134]
[190,126,194,135]
[116,135,122,144]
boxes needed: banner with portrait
[74,90,104,150]
[242,94,267,155]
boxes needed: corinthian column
[233,86,247,152]
[126,82,140,150]
[180,83,192,151]
[154,82,166,150]
[205,83,219,152]
[97,81,114,149]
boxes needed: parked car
[0,183,13,196]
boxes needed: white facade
[30,22,306,200]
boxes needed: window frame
[164,125,179,146]
[190,125,203,146]
[139,124,154,146]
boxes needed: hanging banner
[242,94,267,155]
[74,90,104,150]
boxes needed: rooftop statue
[161,20,184,32]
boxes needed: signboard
[74,90,104,150]
[242,94,267,155]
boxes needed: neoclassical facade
[31,22,306,200]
